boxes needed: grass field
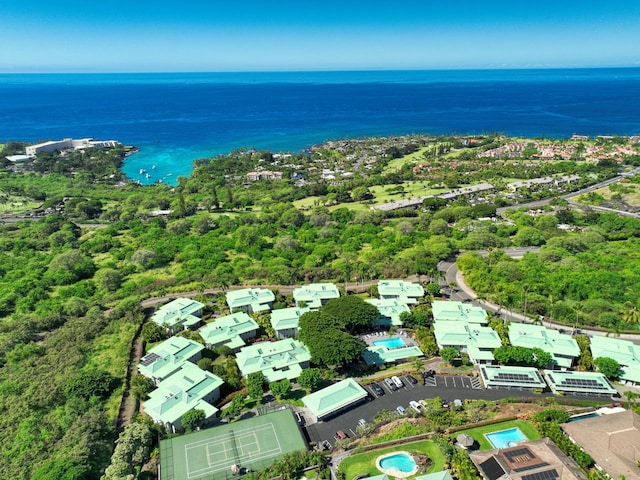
[339,439,446,480]
[0,192,40,214]
[160,409,306,480]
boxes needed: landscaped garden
[339,440,446,480]
[452,419,540,451]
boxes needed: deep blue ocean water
[1,68,639,185]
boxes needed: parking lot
[304,373,492,448]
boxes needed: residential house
[479,365,547,391]
[236,339,311,383]
[292,283,340,309]
[508,323,579,369]
[151,298,205,334]
[589,335,640,385]
[226,288,275,314]
[378,280,424,305]
[198,312,259,351]
[138,336,204,386]
[470,438,586,480]
[143,362,224,433]
[270,307,310,339]
[562,410,640,479]
[302,378,368,421]
[366,298,411,327]
[434,320,502,364]
[431,300,488,325]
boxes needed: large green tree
[594,356,622,379]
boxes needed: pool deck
[361,331,418,348]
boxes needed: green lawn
[339,440,446,480]
[454,419,540,451]
[382,147,431,174]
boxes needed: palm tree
[622,302,640,327]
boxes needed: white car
[409,400,422,413]
[396,405,407,415]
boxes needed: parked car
[371,383,384,396]
[419,399,429,410]
[358,418,367,427]
[391,375,404,388]
[335,430,348,440]
[396,405,407,415]
[406,375,418,385]
[384,378,398,391]
[409,400,422,413]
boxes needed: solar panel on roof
[479,457,506,480]
[503,447,533,461]
[514,462,550,473]
[140,352,161,366]
[522,469,559,480]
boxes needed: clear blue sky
[2,0,640,72]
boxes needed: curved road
[438,248,640,342]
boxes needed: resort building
[431,300,488,325]
[302,378,368,421]
[25,137,121,156]
[292,283,340,309]
[236,339,311,383]
[470,438,586,480]
[226,288,275,314]
[366,298,411,327]
[589,335,640,385]
[378,280,424,305]
[562,410,640,480]
[362,343,424,366]
[198,312,259,351]
[138,336,204,386]
[143,362,224,434]
[151,297,205,334]
[270,306,310,339]
[542,370,617,397]
[479,365,547,391]
[508,324,579,369]
[434,320,502,364]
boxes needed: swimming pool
[373,337,406,349]
[376,452,418,478]
[569,412,600,422]
[485,427,527,449]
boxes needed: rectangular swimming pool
[485,427,527,449]
[373,337,406,349]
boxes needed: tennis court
[160,409,306,480]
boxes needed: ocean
[1,68,639,185]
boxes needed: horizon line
[2,64,640,75]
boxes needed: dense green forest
[0,136,639,479]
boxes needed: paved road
[303,373,612,448]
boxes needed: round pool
[376,451,418,478]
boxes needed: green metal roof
[225,288,275,311]
[378,280,424,304]
[302,378,368,418]
[434,320,502,350]
[509,323,579,368]
[236,339,311,383]
[543,370,617,395]
[198,312,259,349]
[293,283,340,308]
[270,306,310,332]
[466,345,495,362]
[152,297,204,329]
[431,300,488,324]
[590,336,640,383]
[138,336,204,381]
[415,472,454,480]
[143,362,223,425]
[366,298,411,326]
[362,345,424,365]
